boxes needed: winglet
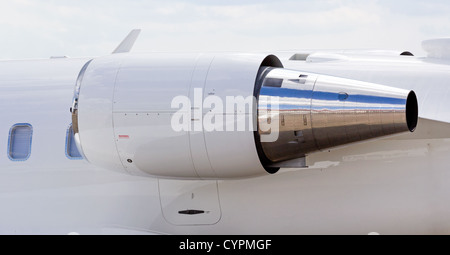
[112,29,141,54]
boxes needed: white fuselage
[0,53,449,234]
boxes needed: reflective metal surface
[256,67,418,163]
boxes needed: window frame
[7,123,33,161]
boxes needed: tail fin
[112,29,141,54]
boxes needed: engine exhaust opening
[406,91,418,132]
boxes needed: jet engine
[71,53,417,179]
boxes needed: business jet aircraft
[1,29,449,235]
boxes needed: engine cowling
[71,53,417,179]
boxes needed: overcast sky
[0,0,449,59]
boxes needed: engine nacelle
[72,53,417,179]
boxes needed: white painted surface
[189,54,216,178]
[78,53,270,179]
[202,53,268,178]
[113,53,199,177]
[0,51,449,234]
[77,55,125,173]
[159,179,221,225]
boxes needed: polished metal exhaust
[255,67,418,165]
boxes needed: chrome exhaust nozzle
[255,67,418,164]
